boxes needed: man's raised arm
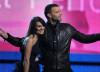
[0,28,23,47]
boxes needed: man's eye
[56,11,59,13]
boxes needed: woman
[22,16,45,72]
[0,16,46,72]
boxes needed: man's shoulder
[60,23,71,27]
[59,23,75,30]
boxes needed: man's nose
[60,12,62,15]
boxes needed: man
[1,4,100,72]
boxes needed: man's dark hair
[44,4,59,19]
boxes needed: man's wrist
[3,33,9,41]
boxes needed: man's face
[50,7,62,21]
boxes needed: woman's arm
[23,37,36,72]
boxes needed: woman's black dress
[13,40,41,72]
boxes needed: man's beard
[52,18,60,23]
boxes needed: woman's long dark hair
[25,16,45,37]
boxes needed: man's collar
[46,21,60,29]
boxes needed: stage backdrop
[0,0,100,54]
[0,0,100,72]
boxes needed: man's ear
[47,13,52,18]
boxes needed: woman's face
[35,22,45,35]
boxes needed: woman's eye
[36,25,42,27]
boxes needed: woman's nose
[41,26,44,29]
